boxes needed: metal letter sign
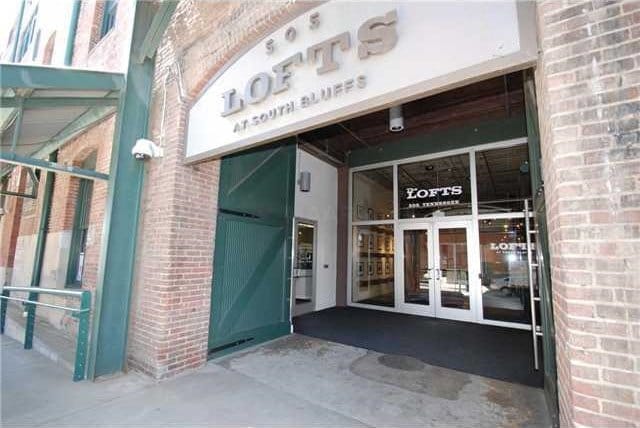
[186,1,537,161]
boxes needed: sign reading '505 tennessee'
[186,1,537,162]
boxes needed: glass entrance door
[433,222,473,321]
[398,225,435,316]
[398,221,474,321]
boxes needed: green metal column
[88,2,175,379]
[24,151,56,349]
[64,0,81,66]
[72,290,91,381]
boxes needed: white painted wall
[294,149,338,311]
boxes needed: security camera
[131,138,164,160]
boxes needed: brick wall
[0,169,27,284]
[535,1,640,427]
[127,0,318,379]
[3,117,114,334]
[72,0,134,72]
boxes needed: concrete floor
[1,334,551,427]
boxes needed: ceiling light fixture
[389,105,404,132]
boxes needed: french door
[397,220,474,322]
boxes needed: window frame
[347,137,534,330]
[99,0,118,39]
[17,8,38,61]
[66,148,97,289]
[66,177,94,288]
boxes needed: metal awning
[0,63,125,182]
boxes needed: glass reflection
[403,230,430,305]
[352,168,394,221]
[352,225,394,307]
[438,228,470,309]
[476,145,532,214]
[479,218,534,324]
[398,154,471,219]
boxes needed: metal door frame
[290,217,318,317]
[395,221,436,317]
[433,219,476,322]
[396,219,476,322]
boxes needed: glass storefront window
[398,154,471,218]
[352,167,394,221]
[352,225,394,307]
[479,217,535,324]
[475,145,532,214]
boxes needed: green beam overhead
[0,152,109,181]
[133,1,179,63]
[0,97,119,108]
[347,114,527,167]
[0,63,125,91]
[0,188,37,199]
[9,100,24,152]
[1,167,39,199]
[88,1,174,379]
[30,106,116,160]
[0,105,115,179]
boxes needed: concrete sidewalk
[1,334,551,427]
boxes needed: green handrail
[0,286,91,382]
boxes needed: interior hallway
[2,334,550,427]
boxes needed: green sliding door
[208,140,296,356]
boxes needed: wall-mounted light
[298,171,311,192]
[389,105,404,132]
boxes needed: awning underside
[0,63,124,181]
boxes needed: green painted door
[208,140,296,357]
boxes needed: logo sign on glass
[404,186,463,209]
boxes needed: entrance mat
[293,306,543,388]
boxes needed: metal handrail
[0,296,90,313]
[524,200,540,370]
[0,286,91,381]
[2,286,86,298]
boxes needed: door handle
[434,269,441,280]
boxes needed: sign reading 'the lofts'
[186,1,537,161]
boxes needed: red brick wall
[1,116,114,339]
[53,117,114,293]
[0,170,27,271]
[127,0,318,379]
[72,0,134,71]
[535,1,640,427]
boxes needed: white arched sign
[186,1,537,161]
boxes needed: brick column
[535,1,640,426]
[126,0,317,380]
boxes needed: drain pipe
[64,0,81,66]
[24,151,57,349]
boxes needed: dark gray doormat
[293,306,544,388]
